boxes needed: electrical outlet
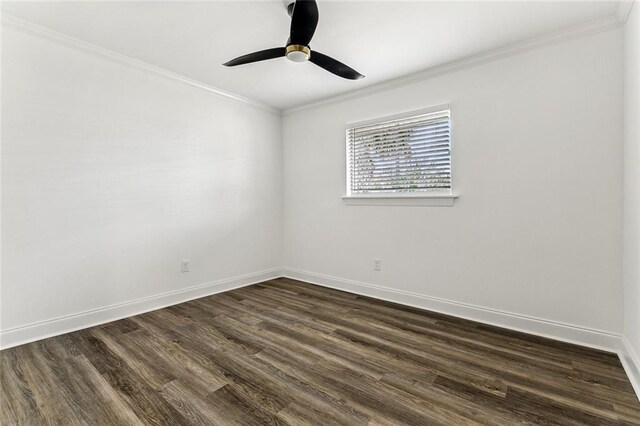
[374,258,381,271]
[181,259,190,273]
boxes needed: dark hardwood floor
[2,277,639,425]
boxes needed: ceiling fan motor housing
[284,1,309,62]
[285,44,311,62]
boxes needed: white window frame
[343,104,458,206]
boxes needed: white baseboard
[281,267,640,402]
[2,266,638,402]
[280,267,622,353]
[619,337,640,401]
[0,268,281,350]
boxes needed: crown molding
[1,14,281,115]
[283,14,623,115]
[617,0,635,24]
[2,9,626,117]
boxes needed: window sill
[342,193,459,206]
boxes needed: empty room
[1,0,639,424]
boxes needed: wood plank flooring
[2,277,639,425]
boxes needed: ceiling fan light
[285,44,311,62]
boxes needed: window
[346,106,452,201]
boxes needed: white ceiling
[3,1,620,110]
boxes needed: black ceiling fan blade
[223,47,286,66]
[309,51,364,80]
[289,0,319,46]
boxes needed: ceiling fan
[223,0,364,80]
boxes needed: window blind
[346,109,451,195]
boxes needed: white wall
[0,25,282,345]
[623,0,640,383]
[283,29,624,340]
[0,13,630,360]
